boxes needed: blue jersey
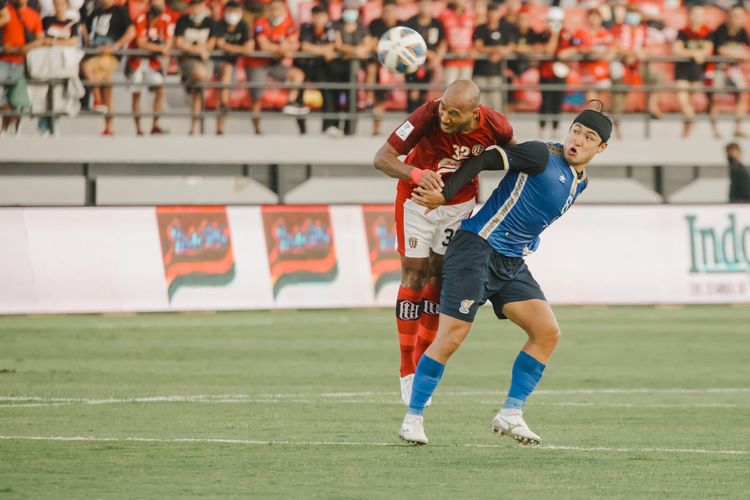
[461,143,588,257]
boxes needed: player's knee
[536,324,561,347]
[401,264,427,289]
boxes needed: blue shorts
[440,230,546,322]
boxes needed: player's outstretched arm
[373,142,444,191]
[413,141,549,208]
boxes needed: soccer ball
[376,26,427,74]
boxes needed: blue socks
[407,355,445,416]
[503,351,546,411]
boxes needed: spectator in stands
[500,0,521,28]
[726,142,750,203]
[331,0,369,135]
[215,0,251,135]
[672,5,713,139]
[472,2,512,111]
[439,0,475,84]
[506,6,541,112]
[579,8,615,104]
[38,0,80,136]
[175,0,215,135]
[247,0,309,135]
[298,4,336,135]
[709,4,749,139]
[82,0,134,136]
[367,0,399,135]
[537,7,583,139]
[0,0,44,136]
[127,0,173,136]
[405,0,445,113]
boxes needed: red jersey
[127,12,174,71]
[580,27,614,82]
[247,15,297,68]
[439,9,476,68]
[1,5,43,65]
[387,99,514,205]
[539,28,586,80]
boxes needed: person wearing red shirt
[247,0,309,135]
[439,0,476,84]
[537,8,585,139]
[0,0,44,135]
[579,8,615,104]
[673,5,713,139]
[127,0,174,135]
[373,80,514,405]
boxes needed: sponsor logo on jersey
[262,206,338,299]
[559,175,566,183]
[156,206,236,302]
[395,120,415,141]
[362,205,400,295]
[459,299,475,314]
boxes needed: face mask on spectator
[625,12,641,25]
[150,5,163,15]
[191,11,207,22]
[342,9,358,23]
[225,11,242,25]
[270,15,285,26]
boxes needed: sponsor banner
[1,205,749,314]
[156,206,236,302]
[362,205,400,299]
[261,205,339,299]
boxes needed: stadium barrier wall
[1,204,749,314]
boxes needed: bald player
[374,80,514,405]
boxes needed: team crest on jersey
[472,145,485,156]
[408,237,418,249]
[459,299,475,314]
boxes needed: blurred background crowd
[1,0,749,138]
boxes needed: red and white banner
[1,205,749,314]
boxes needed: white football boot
[400,374,431,407]
[490,411,542,445]
[399,413,428,445]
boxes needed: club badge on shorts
[459,299,475,314]
[408,237,418,249]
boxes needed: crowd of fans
[1,0,749,137]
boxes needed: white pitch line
[0,435,746,456]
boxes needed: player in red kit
[373,80,514,405]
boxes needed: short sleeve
[174,16,187,37]
[386,99,438,154]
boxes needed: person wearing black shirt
[81,0,133,135]
[367,0,399,135]
[727,142,750,203]
[174,0,215,135]
[472,2,514,111]
[215,1,251,135]
[38,0,80,135]
[332,0,370,135]
[405,0,445,112]
[710,5,750,139]
[673,5,713,139]
[298,5,336,135]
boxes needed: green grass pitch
[1,306,749,498]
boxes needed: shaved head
[441,80,481,113]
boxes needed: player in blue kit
[398,106,612,445]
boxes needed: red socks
[414,283,440,364]
[396,286,422,377]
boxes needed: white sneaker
[400,374,431,407]
[282,103,311,116]
[399,413,428,445]
[490,411,541,445]
[324,126,344,138]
